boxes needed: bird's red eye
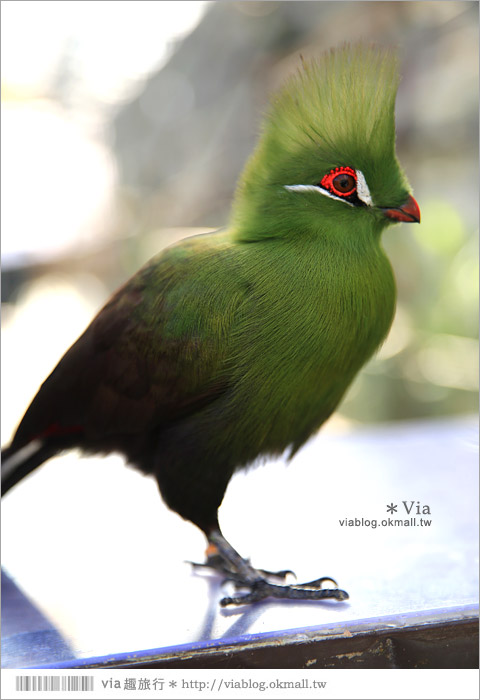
[332,173,356,194]
[320,167,357,197]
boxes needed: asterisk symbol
[386,503,397,513]
[169,681,177,688]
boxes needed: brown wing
[11,237,239,453]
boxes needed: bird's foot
[191,529,349,607]
[219,576,349,606]
[191,551,293,582]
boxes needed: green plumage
[3,44,419,603]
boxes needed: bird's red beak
[381,194,421,223]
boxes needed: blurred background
[2,0,478,442]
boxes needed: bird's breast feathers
[223,239,396,453]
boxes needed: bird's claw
[194,529,349,606]
[188,554,231,575]
[257,567,296,581]
[219,578,349,607]
[189,557,295,583]
[294,575,339,589]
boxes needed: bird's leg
[190,537,293,581]
[200,534,293,581]
[195,528,349,606]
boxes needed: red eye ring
[320,166,357,197]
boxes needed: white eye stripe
[283,184,355,206]
[284,169,373,207]
[355,170,373,206]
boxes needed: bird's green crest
[232,44,410,239]
[268,44,399,163]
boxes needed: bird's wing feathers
[11,234,241,450]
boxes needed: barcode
[15,676,94,691]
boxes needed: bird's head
[231,44,420,244]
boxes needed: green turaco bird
[2,45,419,605]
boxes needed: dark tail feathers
[1,440,56,495]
